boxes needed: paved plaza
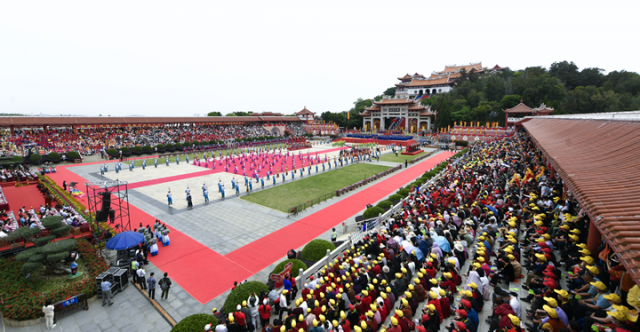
[2,146,443,332]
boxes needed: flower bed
[335,165,401,196]
[0,238,108,320]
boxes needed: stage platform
[401,149,424,155]
[337,138,417,147]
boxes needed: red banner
[269,262,293,289]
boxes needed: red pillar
[587,219,601,254]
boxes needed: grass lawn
[241,163,391,212]
[378,150,432,164]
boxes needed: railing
[290,155,451,291]
[287,192,336,217]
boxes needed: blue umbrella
[106,231,145,250]
[433,236,451,252]
[486,205,498,215]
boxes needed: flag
[347,112,350,120]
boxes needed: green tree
[579,68,605,87]
[383,87,397,96]
[483,75,506,101]
[550,61,580,90]
[468,68,479,84]
[7,216,76,274]
[207,112,222,116]
[500,94,522,110]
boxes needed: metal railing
[287,192,336,217]
[290,156,450,291]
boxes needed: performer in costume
[167,190,173,205]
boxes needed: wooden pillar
[587,219,601,254]
[10,126,14,135]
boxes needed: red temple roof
[296,107,315,116]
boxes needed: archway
[419,89,423,95]
[270,127,281,136]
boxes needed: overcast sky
[0,1,637,117]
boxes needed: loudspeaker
[96,191,112,222]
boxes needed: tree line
[321,61,640,130]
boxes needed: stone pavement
[7,148,444,331]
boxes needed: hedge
[48,152,60,160]
[175,143,184,150]
[363,206,385,219]
[183,142,191,148]
[30,154,43,163]
[388,194,403,202]
[143,145,153,152]
[66,151,81,160]
[271,259,307,278]
[172,314,218,332]
[166,143,175,149]
[376,200,393,210]
[222,281,268,314]
[156,144,165,149]
[133,146,143,152]
[106,148,118,156]
[414,179,425,186]
[120,147,130,153]
[397,188,410,198]
[454,140,468,147]
[0,238,108,320]
[300,239,335,261]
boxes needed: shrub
[12,156,23,164]
[106,148,118,156]
[183,141,191,147]
[300,239,335,261]
[454,140,468,147]
[120,147,130,153]
[388,194,403,202]
[222,281,268,314]
[0,238,107,320]
[271,259,307,278]
[363,206,385,219]
[156,144,165,150]
[209,140,217,145]
[376,200,393,210]
[193,141,200,146]
[48,152,60,160]
[414,179,425,186]
[66,151,81,160]
[171,314,218,332]
[175,143,183,150]
[133,146,143,152]
[143,145,153,152]
[30,154,43,163]
[166,143,175,149]
[398,188,410,198]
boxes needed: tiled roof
[373,98,414,105]
[523,118,640,282]
[296,107,315,115]
[443,63,483,73]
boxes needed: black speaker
[96,191,112,222]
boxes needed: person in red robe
[437,289,452,319]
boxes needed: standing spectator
[42,299,56,329]
[137,267,147,290]
[101,280,114,306]
[159,272,172,300]
[147,272,156,300]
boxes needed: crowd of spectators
[0,123,283,157]
[211,132,640,332]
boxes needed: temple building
[395,62,506,97]
[359,97,435,133]
[296,107,315,124]
[503,101,555,127]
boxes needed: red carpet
[1,185,45,215]
[48,151,454,304]
[225,151,455,273]
[126,170,217,190]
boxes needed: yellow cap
[543,297,557,307]
[590,280,607,291]
[543,305,557,318]
[468,282,477,289]
[391,317,398,326]
[603,293,622,303]
[508,314,520,327]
